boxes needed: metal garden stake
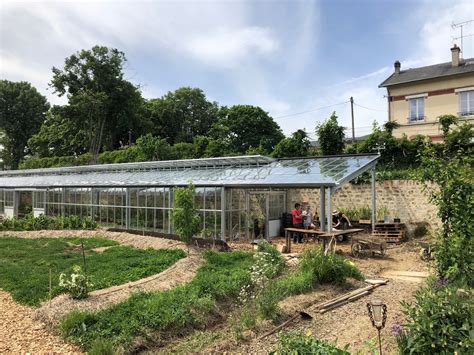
[367,298,387,355]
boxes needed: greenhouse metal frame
[0,154,379,241]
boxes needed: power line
[274,101,349,119]
[353,102,387,112]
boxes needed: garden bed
[0,236,186,306]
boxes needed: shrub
[412,223,428,238]
[0,214,98,231]
[273,330,350,354]
[59,265,92,299]
[399,283,473,354]
[299,248,363,285]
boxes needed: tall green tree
[0,81,49,169]
[272,129,311,158]
[315,111,345,155]
[146,87,219,144]
[50,46,148,155]
[217,105,284,154]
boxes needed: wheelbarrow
[418,241,435,261]
[351,236,386,258]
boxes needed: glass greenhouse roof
[0,154,379,189]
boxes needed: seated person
[332,210,352,230]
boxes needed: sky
[1,0,473,139]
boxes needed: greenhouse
[0,154,379,241]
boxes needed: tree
[134,134,172,161]
[217,105,284,154]
[315,112,345,155]
[272,129,311,158]
[146,87,219,144]
[171,183,201,255]
[0,80,49,169]
[50,46,148,156]
[28,105,89,157]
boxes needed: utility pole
[350,97,355,143]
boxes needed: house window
[459,90,474,116]
[408,98,424,122]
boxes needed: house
[379,45,474,141]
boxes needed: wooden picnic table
[284,227,364,254]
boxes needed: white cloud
[186,27,278,69]
[417,0,474,64]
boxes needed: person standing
[303,205,316,230]
[292,203,303,243]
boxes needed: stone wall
[288,180,440,228]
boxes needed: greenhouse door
[248,191,286,239]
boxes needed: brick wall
[288,180,440,228]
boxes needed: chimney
[451,44,460,67]
[394,60,401,74]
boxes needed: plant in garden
[299,247,363,284]
[419,119,474,285]
[399,283,473,354]
[172,183,201,255]
[234,241,286,335]
[272,330,350,354]
[59,265,92,299]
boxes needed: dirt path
[0,290,81,354]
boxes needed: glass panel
[205,188,216,210]
[195,188,205,209]
[0,155,379,189]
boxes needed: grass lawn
[0,236,186,306]
[60,251,253,352]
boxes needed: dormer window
[407,96,425,122]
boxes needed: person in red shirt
[292,203,304,243]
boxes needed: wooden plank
[382,271,429,277]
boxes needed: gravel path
[0,290,81,354]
